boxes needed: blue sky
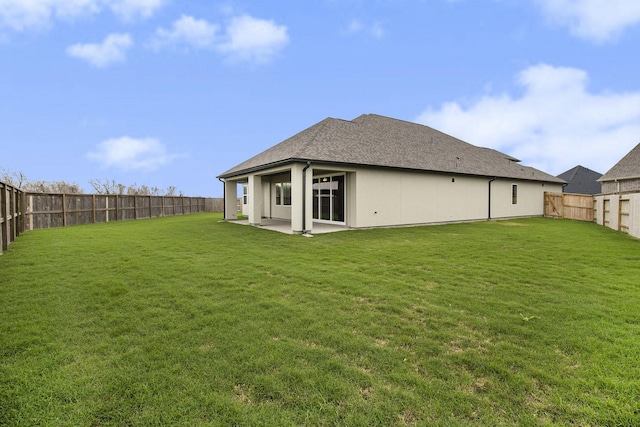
[2,0,640,196]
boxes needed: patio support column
[248,174,262,226]
[290,163,308,233]
[303,164,313,233]
[224,180,238,220]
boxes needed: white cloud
[148,15,218,50]
[66,33,132,67]
[534,0,640,42]
[87,136,183,171]
[347,19,385,39]
[0,0,163,31]
[416,64,640,175]
[148,13,289,63]
[108,0,164,21]
[217,14,289,63]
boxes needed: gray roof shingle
[599,142,640,182]
[557,165,602,194]
[218,114,565,183]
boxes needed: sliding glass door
[312,175,345,223]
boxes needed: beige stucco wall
[349,167,563,228]
[489,180,561,219]
[225,163,563,232]
[352,168,487,228]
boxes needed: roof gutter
[302,161,311,234]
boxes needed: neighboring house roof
[598,142,640,182]
[557,165,602,194]
[218,114,565,183]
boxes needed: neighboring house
[557,165,602,195]
[598,142,640,194]
[217,114,565,234]
[594,142,640,238]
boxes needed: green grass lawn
[1,213,639,426]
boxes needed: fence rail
[546,191,640,239]
[1,180,231,254]
[23,193,219,231]
[1,181,24,254]
[544,192,594,222]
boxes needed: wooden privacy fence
[1,181,24,254]
[24,193,218,231]
[546,191,640,239]
[594,193,640,239]
[544,192,594,222]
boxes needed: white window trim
[275,182,292,207]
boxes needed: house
[598,142,640,194]
[557,165,602,195]
[594,142,640,238]
[217,114,565,234]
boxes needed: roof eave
[219,158,565,184]
[216,158,310,179]
[597,174,640,183]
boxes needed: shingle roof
[557,165,602,194]
[218,114,564,183]
[599,142,640,182]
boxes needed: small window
[512,184,518,205]
[242,184,248,205]
[275,182,291,206]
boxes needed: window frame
[511,184,518,205]
[275,182,292,207]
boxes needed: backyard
[1,213,638,426]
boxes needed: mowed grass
[1,213,639,426]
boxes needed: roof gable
[219,114,564,183]
[599,142,640,182]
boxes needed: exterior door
[312,175,345,223]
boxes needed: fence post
[9,186,17,241]
[92,194,96,223]
[1,183,6,253]
[20,190,26,234]
[62,193,67,227]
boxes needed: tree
[4,169,183,196]
[89,178,121,195]
[1,168,27,189]
[2,167,82,193]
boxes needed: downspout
[302,161,312,234]
[218,177,225,220]
[488,177,496,220]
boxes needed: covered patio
[228,218,348,235]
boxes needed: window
[275,182,291,206]
[512,184,518,205]
[242,184,248,205]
